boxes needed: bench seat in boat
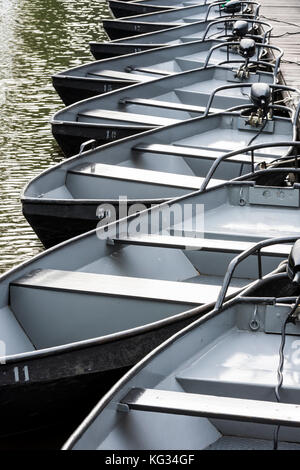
[77,109,178,126]
[66,162,223,198]
[9,269,241,349]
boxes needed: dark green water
[0,0,111,274]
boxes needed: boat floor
[175,127,289,159]
[176,329,296,393]
[75,82,252,124]
[201,204,300,240]
[87,50,237,80]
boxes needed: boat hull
[109,1,170,18]
[52,121,154,157]
[0,312,202,435]
[103,20,176,40]
[22,200,167,248]
[89,42,161,60]
[52,75,136,106]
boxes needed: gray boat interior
[65,298,300,450]
[57,39,262,82]
[54,66,275,127]
[2,176,298,359]
[98,16,270,48]
[113,2,252,25]
[29,106,295,203]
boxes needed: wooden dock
[258,0,300,107]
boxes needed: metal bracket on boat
[290,307,300,323]
[239,188,246,206]
[235,63,250,79]
[249,305,260,331]
[117,402,130,413]
[245,109,273,128]
[79,139,96,155]
[106,237,115,246]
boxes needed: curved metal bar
[201,18,273,42]
[200,141,300,192]
[79,139,96,155]
[204,1,260,22]
[235,167,300,182]
[203,82,297,117]
[215,236,300,311]
[203,42,283,78]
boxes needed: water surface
[0,0,111,273]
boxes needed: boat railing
[201,18,273,43]
[205,1,260,23]
[201,138,300,192]
[204,83,298,117]
[201,79,300,180]
[79,139,96,155]
[215,235,300,310]
[203,42,283,79]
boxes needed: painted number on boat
[13,366,29,383]
[106,130,118,140]
[103,84,113,93]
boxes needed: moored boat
[51,41,282,157]
[103,0,259,40]
[24,84,299,246]
[90,17,272,60]
[62,235,300,450]
[108,0,217,18]
[63,236,300,450]
[53,36,269,105]
[0,185,292,434]
[108,0,249,19]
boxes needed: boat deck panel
[176,329,300,398]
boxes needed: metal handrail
[203,42,283,79]
[79,139,96,155]
[215,236,300,311]
[202,18,273,43]
[204,1,260,22]
[203,82,299,117]
[200,141,300,192]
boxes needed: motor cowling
[287,240,300,285]
[239,38,256,58]
[232,20,249,38]
[222,0,242,14]
[250,83,271,112]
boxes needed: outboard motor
[222,0,242,14]
[288,240,300,286]
[245,83,272,126]
[238,38,256,59]
[250,83,271,113]
[232,20,249,38]
[235,38,256,79]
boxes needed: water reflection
[0,0,111,273]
